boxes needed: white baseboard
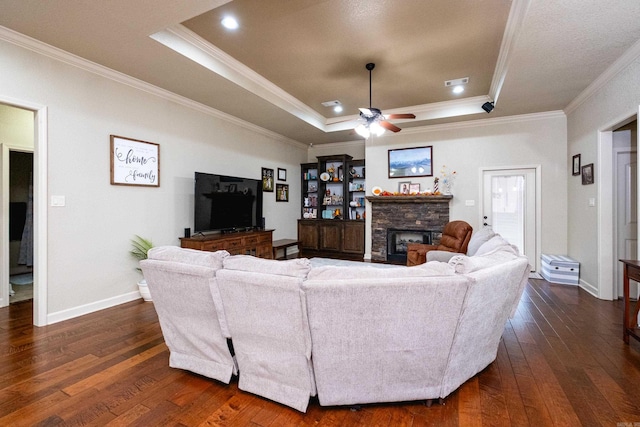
[46,291,142,325]
[579,279,599,299]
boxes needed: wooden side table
[619,259,640,344]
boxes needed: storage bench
[540,254,580,285]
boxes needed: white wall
[364,113,569,261]
[0,104,33,148]
[567,52,640,297]
[0,38,307,320]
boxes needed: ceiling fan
[354,63,416,138]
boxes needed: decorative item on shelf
[322,209,333,219]
[320,172,330,182]
[433,177,439,194]
[440,165,457,195]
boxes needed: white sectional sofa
[140,233,529,412]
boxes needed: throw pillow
[466,226,496,256]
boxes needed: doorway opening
[9,150,34,304]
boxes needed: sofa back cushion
[474,234,519,257]
[466,226,496,256]
[223,255,311,278]
[307,260,454,280]
[148,246,229,270]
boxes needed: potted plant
[130,235,153,301]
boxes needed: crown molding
[0,25,307,150]
[490,0,531,104]
[564,38,640,115]
[398,110,566,136]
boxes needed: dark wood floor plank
[0,280,638,425]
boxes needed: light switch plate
[51,195,65,207]
[465,200,475,206]
[588,198,596,207]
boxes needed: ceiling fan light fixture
[355,124,370,138]
[370,121,385,137]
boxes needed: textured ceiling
[1,0,640,145]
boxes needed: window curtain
[18,172,33,267]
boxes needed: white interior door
[616,149,637,298]
[482,168,537,270]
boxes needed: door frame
[598,109,638,301]
[479,165,542,272]
[613,146,636,299]
[0,96,48,326]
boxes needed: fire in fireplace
[387,229,432,264]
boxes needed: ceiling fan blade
[386,113,416,120]
[380,121,401,132]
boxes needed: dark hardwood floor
[0,279,639,426]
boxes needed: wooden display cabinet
[298,154,365,259]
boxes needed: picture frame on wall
[572,154,581,176]
[110,135,160,187]
[276,183,289,202]
[582,163,594,185]
[262,167,274,192]
[388,146,433,178]
[277,168,287,181]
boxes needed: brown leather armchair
[406,220,473,266]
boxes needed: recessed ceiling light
[452,85,464,94]
[333,105,343,113]
[221,16,239,30]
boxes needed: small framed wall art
[277,168,287,181]
[276,184,289,202]
[110,135,159,187]
[572,154,581,176]
[262,167,274,192]
[582,163,594,185]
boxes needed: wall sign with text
[110,135,160,187]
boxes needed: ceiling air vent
[444,77,469,87]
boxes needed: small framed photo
[276,183,289,202]
[572,154,581,176]
[262,167,274,192]
[277,168,287,181]
[409,183,421,194]
[582,163,594,185]
[398,181,411,194]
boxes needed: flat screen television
[194,172,263,233]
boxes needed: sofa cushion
[147,246,229,269]
[449,246,519,274]
[307,261,455,280]
[474,234,519,257]
[223,255,311,278]
[466,226,496,256]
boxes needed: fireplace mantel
[366,195,453,204]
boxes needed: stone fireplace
[367,195,452,263]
